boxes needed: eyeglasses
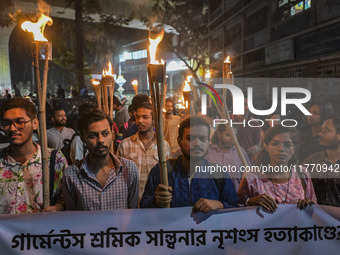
[0,119,31,130]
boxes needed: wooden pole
[101,76,115,153]
[33,41,50,208]
[222,61,249,167]
[102,82,108,115]
[109,85,114,121]
[148,64,169,208]
[95,85,102,110]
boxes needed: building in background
[207,0,340,110]
[120,39,190,96]
[207,0,340,78]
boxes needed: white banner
[0,205,340,254]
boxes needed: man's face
[319,119,339,148]
[83,119,112,158]
[2,108,38,146]
[165,102,173,115]
[135,107,153,134]
[307,104,321,125]
[53,110,67,127]
[218,129,234,149]
[178,125,210,162]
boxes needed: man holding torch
[0,98,67,213]
[118,102,171,200]
[140,116,238,211]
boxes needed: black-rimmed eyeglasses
[0,120,31,131]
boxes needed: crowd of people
[0,94,339,215]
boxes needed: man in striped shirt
[63,109,139,210]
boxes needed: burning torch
[147,29,169,207]
[21,12,52,208]
[101,60,115,121]
[91,78,101,110]
[131,80,138,95]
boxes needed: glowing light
[183,81,191,92]
[91,79,100,86]
[224,56,231,63]
[21,13,52,41]
[148,30,164,64]
[131,80,138,86]
[102,60,114,77]
[205,70,211,79]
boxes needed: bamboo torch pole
[91,79,102,109]
[147,64,169,208]
[21,11,53,209]
[101,74,115,153]
[222,57,248,167]
[148,29,169,207]
[33,42,51,208]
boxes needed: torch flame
[224,56,231,63]
[205,70,211,79]
[180,96,185,104]
[132,80,138,86]
[148,30,164,64]
[91,79,100,86]
[183,80,191,92]
[21,13,53,41]
[102,60,114,77]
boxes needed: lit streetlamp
[131,79,138,95]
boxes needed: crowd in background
[0,91,339,214]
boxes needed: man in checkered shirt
[62,109,139,210]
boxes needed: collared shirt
[115,106,130,129]
[237,167,317,205]
[69,135,86,164]
[117,132,171,199]
[303,151,340,206]
[62,154,139,210]
[164,114,181,156]
[140,156,239,208]
[0,144,67,214]
[206,144,252,191]
[47,127,75,150]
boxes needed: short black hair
[112,95,122,107]
[52,105,65,117]
[165,97,174,106]
[78,103,98,116]
[178,116,210,140]
[324,113,340,134]
[0,98,37,120]
[78,109,113,137]
[308,100,334,123]
[132,94,150,111]
[136,102,152,111]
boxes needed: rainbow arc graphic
[195,81,223,108]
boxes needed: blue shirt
[140,156,238,208]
